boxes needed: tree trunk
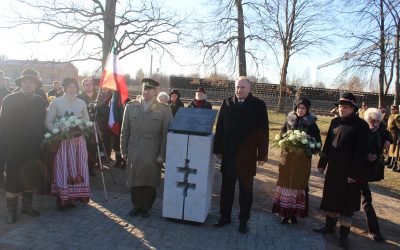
[278,48,290,112]
[395,24,400,106]
[378,0,386,107]
[102,0,117,69]
[236,0,247,76]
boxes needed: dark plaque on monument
[168,108,218,136]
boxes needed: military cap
[142,78,159,89]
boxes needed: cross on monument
[176,158,197,197]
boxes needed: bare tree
[3,0,184,69]
[342,0,397,106]
[260,0,335,111]
[193,0,272,77]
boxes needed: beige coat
[121,99,172,188]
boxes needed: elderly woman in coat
[313,92,369,249]
[121,78,172,218]
[272,98,321,224]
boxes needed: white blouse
[45,94,90,131]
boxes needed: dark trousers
[0,158,4,186]
[360,182,381,235]
[131,186,156,212]
[220,170,254,223]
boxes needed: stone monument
[162,108,218,223]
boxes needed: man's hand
[156,156,164,164]
[122,154,127,161]
[257,161,266,166]
[384,141,391,152]
[347,177,357,183]
[367,154,377,162]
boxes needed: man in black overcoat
[213,76,269,234]
[0,71,11,187]
[313,92,369,248]
[0,69,47,224]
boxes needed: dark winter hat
[62,77,79,89]
[142,78,159,89]
[169,89,181,98]
[196,87,206,94]
[334,92,358,108]
[295,98,311,112]
[15,68,42,88]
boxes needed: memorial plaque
[168,108,218,136]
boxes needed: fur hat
[294,98,311,112]
[169,89,181,99]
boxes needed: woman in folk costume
[272,98,321,224]
[45,77,91,210]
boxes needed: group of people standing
[0,69,392,249]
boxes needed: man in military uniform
[0,69,47,224]
[0,71,11,187]
[386,105,400,172]
[121,78,172,218]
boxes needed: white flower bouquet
[43,111,94,148]
[273,129,321,157]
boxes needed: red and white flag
[100,49,129,135]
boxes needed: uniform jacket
[121,98,172,188]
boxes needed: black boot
[393,165,400,172]
[388,158,397,169]
[339,225,350,249]
[239,221,249,234]
[213,215,231,227]
[21,192,40,217]
[313,216,337,233]
[6,197,18,224]
[384,157,392,166]
[115,153,123,168]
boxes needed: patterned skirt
[272,186,308,218]
[51,135,90,205]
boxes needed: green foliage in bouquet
[272,129,321,158]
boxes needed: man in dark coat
[313,92,369,248]
[168,89,184,117]
[0,68,47,224]
[0,71,11,187]
[47,80,62,97]
[187,87,212,109]
[213,76,269,234]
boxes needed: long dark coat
[318,113,369,215]
[214,93,269,178]
[0,87,11,104]
[0,91,47,193]
[278,112,321,190]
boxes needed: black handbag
[368,158,385,182]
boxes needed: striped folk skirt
[272,186,308,218]
[51,135,90,205]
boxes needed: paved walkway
[0,148,399,250]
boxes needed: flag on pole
[100,49,129,135]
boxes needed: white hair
[364,108,383,122]
[157,92,170,103]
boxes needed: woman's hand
[367,154,377,162]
